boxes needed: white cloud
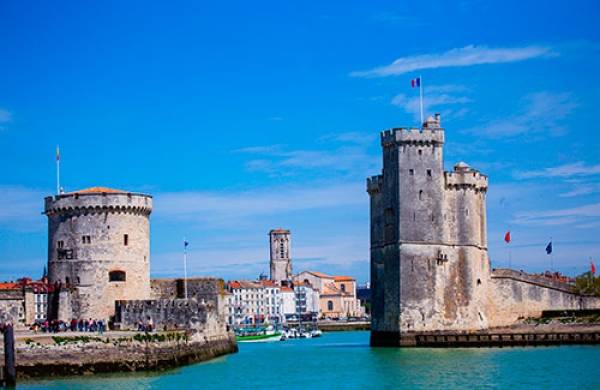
[350,45,555,77]
[512,202,600,227]
[391,85,473,121]
[0,186,47,232]
[0,108,12,131]
[234,135,379,177]
[0,108,12,122]
[518,162,600,179]
[153,182,367,226]
[466,91,578,138]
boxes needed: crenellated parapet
[381,116,445,149]
[366,175,383,196]
[445,162,488,192]
[44,188,152,217]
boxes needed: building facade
[227,279,283,327]
[295,271,361,318]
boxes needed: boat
[235,326,283,343]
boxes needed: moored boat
[235,326,283,343]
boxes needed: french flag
[411,78,421,88]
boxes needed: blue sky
[1,1,599,284]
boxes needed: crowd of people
[31,318,107,334]
[29,317,155,333]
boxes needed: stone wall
[12,333,237,378]
[114,298,227,333]
[116,277,228,332]
[487,269,600,328]
[151,278,225,305]
[0,290,23,324]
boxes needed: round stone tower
[44,187,152,321]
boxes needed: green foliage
[523,317,552,324]
[559,317,576,324]
[133,331,185,343]
[52,335,101,344]
[363,302,371,314]
[571,273,600,297]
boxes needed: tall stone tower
[269,228,292,285]
[367,115,490,346]
[44,187,152,320]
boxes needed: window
[109,270,126,282]
[409,169,414,176]
[427,169,432,178]
[279,241,285,258]
[82,235,91,244]
[123,234,129,246]
[340,284,346,293]
[327,301,333,311]
[57,241,64,249]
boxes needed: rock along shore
[3,330,238,379]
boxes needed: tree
[572,271,600,297]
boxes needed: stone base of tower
[370,331,417,347]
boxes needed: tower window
[280,241,285,258]
[418,150,422,156]
[327,300,333,311]
[124,234,129,246]
[409,169,414,176]
[419,190,423,200]
[427,169,432,178]
[82,235,91,244]
[109,270,126,282]
[57,241,64,249]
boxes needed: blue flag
[184,241,189,247]
[545,241,552,254]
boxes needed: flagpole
[550,236,553,272]
[419,74,423,128]
[183,237,188,300]
[56,146,60,195]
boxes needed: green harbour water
[19,331,600,389]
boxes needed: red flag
[592,262,596,275]
[504,231,511,243]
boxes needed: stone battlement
[366,175,383,195]
[380,115,445,147]
[491,268,573,293]
[44,190,152,217]
[381,126,444,147]
[445,166,488,191]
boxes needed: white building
[227,279,283,327]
